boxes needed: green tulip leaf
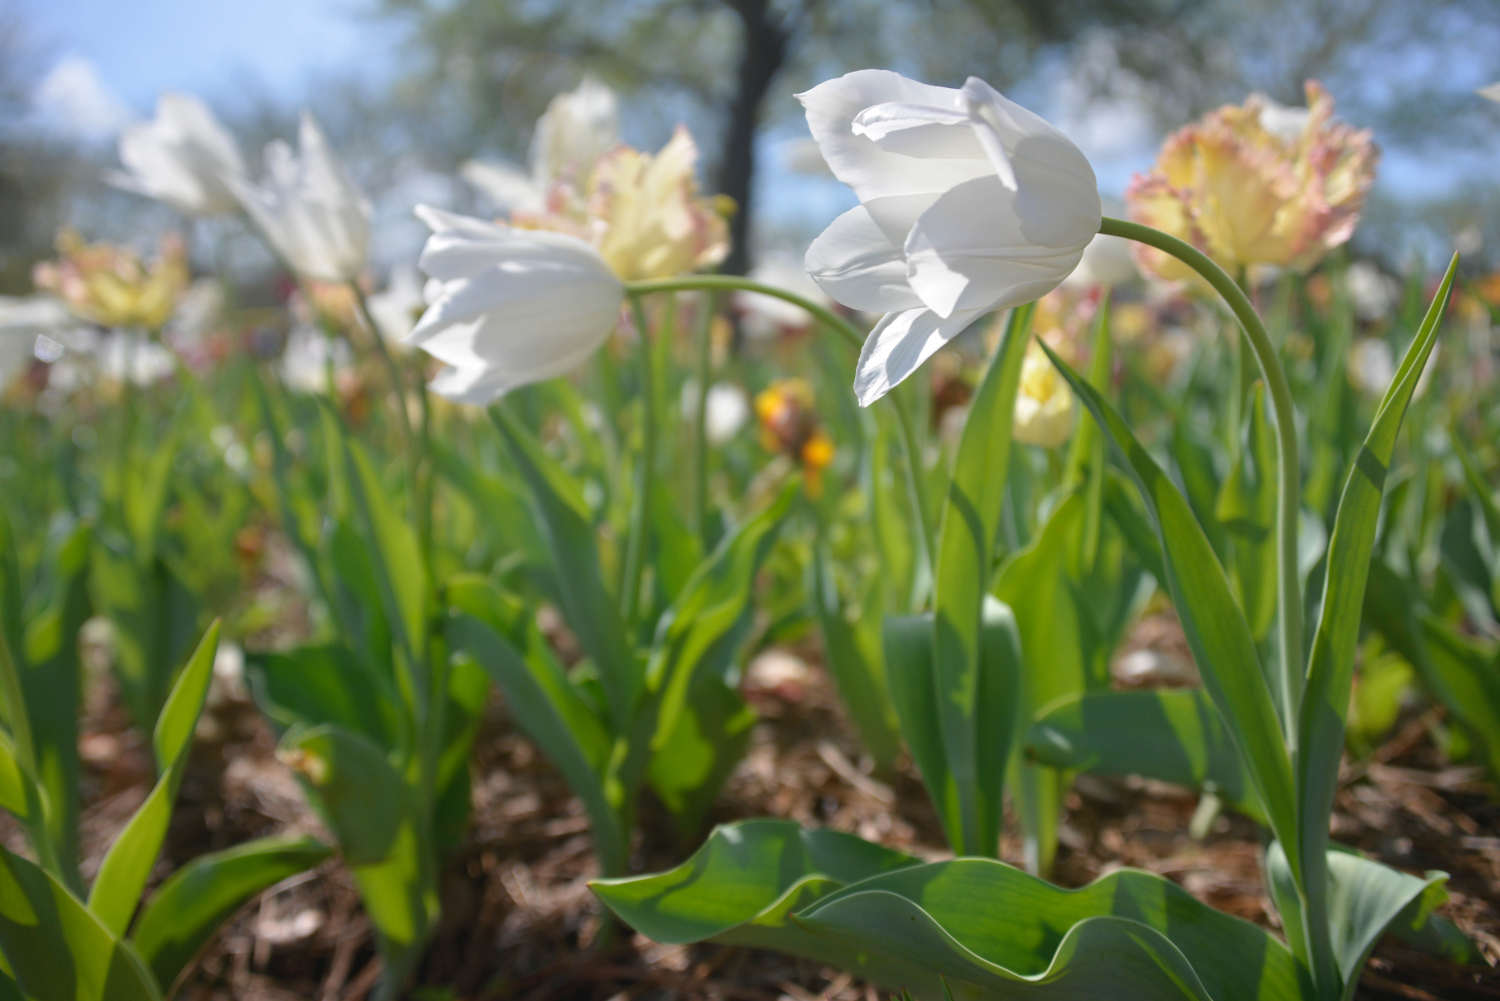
[1215,384,1278,642]
[1295,255,1457,936]
[1039,340,1298,879]
[885,597,1022,860]
[16,522,93,884]
[594,820,1309,1001]
[246,643,405,751]
[1266,842,1477,1001]
[490,406,638,730]
[1027,688,1263,823]
[88,622,221,937]
[0,844,161,1001]
[643,483,794,834]
[281,725,436,996]
[810,539,902,769]
[445,575,626,875]
[926,305,1032,855]
[129,835,332,992]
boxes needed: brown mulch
[6,640,1497,1001]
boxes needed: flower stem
[1100,216,1335,997]
[625,275,933,582]
[620,293,658,625]
[351,284,417,459]
[692,293,718,547]
[1098,217,1302,736]
[351,283,443,809]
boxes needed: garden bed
[42,640,1498,1001]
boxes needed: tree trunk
[718,0,788,276]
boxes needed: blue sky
[21,0,399,122]
[17,0,1492,267]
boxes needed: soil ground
[10,630,1498,1001]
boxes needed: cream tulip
[405,206,624,403]
[798,69,1100,406]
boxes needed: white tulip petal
[406,208,624,399]
[902,176,1091,317]
[798,70,993,206]
[805,206,922,313]
[851,102,984,160]
[961,77,1097,188]
[414,205,608,282]
[853,306,984,407]
[424,312,612,403]
[407,254,619,349]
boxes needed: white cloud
[34,56,135,142]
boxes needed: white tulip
[406,205,624,403]
[462,76,620,213]
[109,93,246,216]
[1480,82,1500,103]
[280,325,352,394]
[231,114,371,282]
[798,70,1100,405]
[681,381,751,444]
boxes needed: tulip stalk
[691,292,718,547]
[625,274,934,579]
[621,293,659,625]
[1098,217,1302,735]
[1098,215,1335,997]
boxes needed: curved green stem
[351,284,417,456]
[627,276,860,353]
[625,275,933,580]
[620,293,658,625]
[1100,217,1334,997]
[1099,218,1302,734]
[691,292,718,546]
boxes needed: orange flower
[1127,82,1377,280]
[754,378,835,495]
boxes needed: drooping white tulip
[798,70,1100,405]
[405,205,624,403]
[109,93,246,216]
[462,77,620,213]
[231,114,371,282]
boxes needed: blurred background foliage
[3,0,1499,292]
